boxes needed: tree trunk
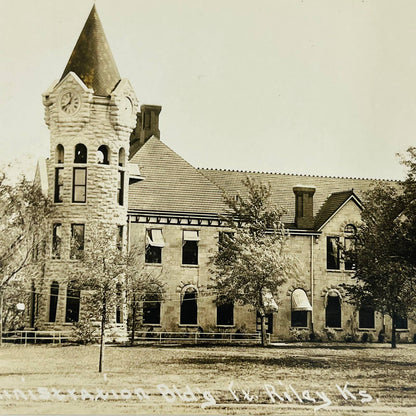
[261,313,267,347]
[0,289,3,347]
[99,299,106,373]
[391,313,397,349]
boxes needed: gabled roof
[198,168,396,225]
[60,6,121,96]
[128,138,227,215]
[314,190,362,231]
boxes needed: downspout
[310,235,314,333]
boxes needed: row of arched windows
[55,144,126,166]
[48,283,408,331]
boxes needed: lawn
[0,343,415,415]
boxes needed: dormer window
[97,145,109,164]
[74,143,87,163]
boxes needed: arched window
[143,293,161,325]
[55,144,64,164]
[97,145,109,165]
[217,301,234,326]
[49,281,59,322]
[74,143,87,163]
[344,224,357,235]
[65,281,80,323]
[180,287,197,325]
[118,148,125,167]
[291,288,312,328]
[325,290,341,328]
[359,304,375,329]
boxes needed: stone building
[34,6,414,342]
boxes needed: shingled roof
[198,168,397,225]
[60,6,121,96]
[128,138,227,215]
[313,190,362,230]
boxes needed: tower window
[54,167,63,203]
[117,170,124,206]
[180,287,198,325]
[55,144,64,164]
[70,224,85,259]
[97,145,109,164]
[72,168,87,203]
[52,223,62,259]
[74,143,87,163]
[118,148,125,167]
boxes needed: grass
[0,343,415,415]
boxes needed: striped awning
[292,289,312,311]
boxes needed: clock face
[60,91,81,115]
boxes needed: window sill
[357,328,376,331]
[181,264,199,268]
[325,327,343,331]
[178,324,199,327]
[396,329,409,332]
[145,263,163,267]
[290,327,309,330]
[216,325,235,328]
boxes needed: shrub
[324,327,336,342]
[310,331,323,342]
[71,317,99,345]
[361,332,369,343]
[344,333,356,343]
[289,328,309,342]
[378,330,385,343]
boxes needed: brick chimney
[130,104,162,149]
[293,185,316,229]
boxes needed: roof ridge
[196,167,399,182]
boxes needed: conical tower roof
[60,5,121,96]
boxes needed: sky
[1,0,416,181]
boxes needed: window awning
[262,290,278,313]
[147,229,165,247]
[292,289,312,311]
[183,230,200,241]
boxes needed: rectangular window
[145,229,164,264]
[52,223,62,259]
[72,168,86,203]
[217,302,234,326]
[54,167,63,203]
[291,311,308,328]
[118,170,124,206]
[344,237,356,270]
[117,226,123,251]
[182,230,199,265]
[70,224,85,259]
[396,315,408,330]
[327,237,340,270]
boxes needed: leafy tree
[210,177,299,346]
[343,147,416,348]
[68,225,126,372]
[0,174,52,340]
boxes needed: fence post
[195,332,198,345]
[159,332,162,344]
[34,332,37,344]
[24,331,27,346]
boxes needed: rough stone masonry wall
[37,77,133,330]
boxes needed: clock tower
[38,6,137,330]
